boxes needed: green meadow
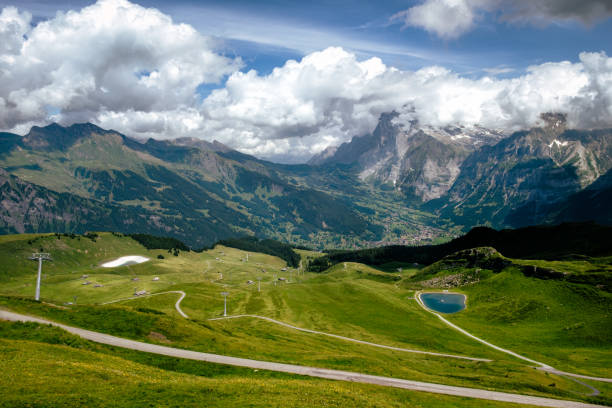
[0,322,538,408]
[0,232,610,406]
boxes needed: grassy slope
[0,232,609,406]
[445,268,612,377]
[399,250,612,377]
[0,322,536,408]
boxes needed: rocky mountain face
[434,113,612,227]
[309,112,503,202]
[553,167,612,226]
[310,111,612,230]
[506,166,612,227]
[0,123,383,248]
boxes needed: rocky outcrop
[426,247,512,273]
[420,270,482,288]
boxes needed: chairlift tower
[221,291,229,317]
[29,253,52,301]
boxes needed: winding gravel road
[0,310,607,408]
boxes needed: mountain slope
[0,123,384,247]
[0,168,238,244]
[554,167,612,225]
[507,167,612,227]
[432,114,612,228]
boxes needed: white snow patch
[451,134,472,140]
[548,139,569,148]
[101,256,149,268]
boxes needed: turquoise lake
[420,293,466,313]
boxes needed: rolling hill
[0,231,609,406]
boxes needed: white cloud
[197,49,612,162]
[391,0,488,40]
[0,7,30,57]
[1,1,611,163]
[392,0,612,39]
[199,47,399,160]
[0,0,240,131]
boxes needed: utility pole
[257,277,261,292]
[221,292,229,317]
[29,253,51,301]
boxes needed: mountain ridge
[0,122,386,248]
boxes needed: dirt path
[102,290,188,318]
[0,310,607,408]
[415,292,612,387]
[209,314,491,362]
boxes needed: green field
[0,232,610,406]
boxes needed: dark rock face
[508,167,612,227]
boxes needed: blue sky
[9,0,612,76]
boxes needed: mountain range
[313,112,612,228]
[0,123,392,248]
[1,112,611,248]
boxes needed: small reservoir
[420,293,466,314]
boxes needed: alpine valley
[0,113,612,248]
[1,112,611,249]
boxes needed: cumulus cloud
[0,0,240,132]
[0,7,30,56]
[195,48,612,161]
[392,0,612,39]
[1,1,612,163]
[391,0,490,40]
